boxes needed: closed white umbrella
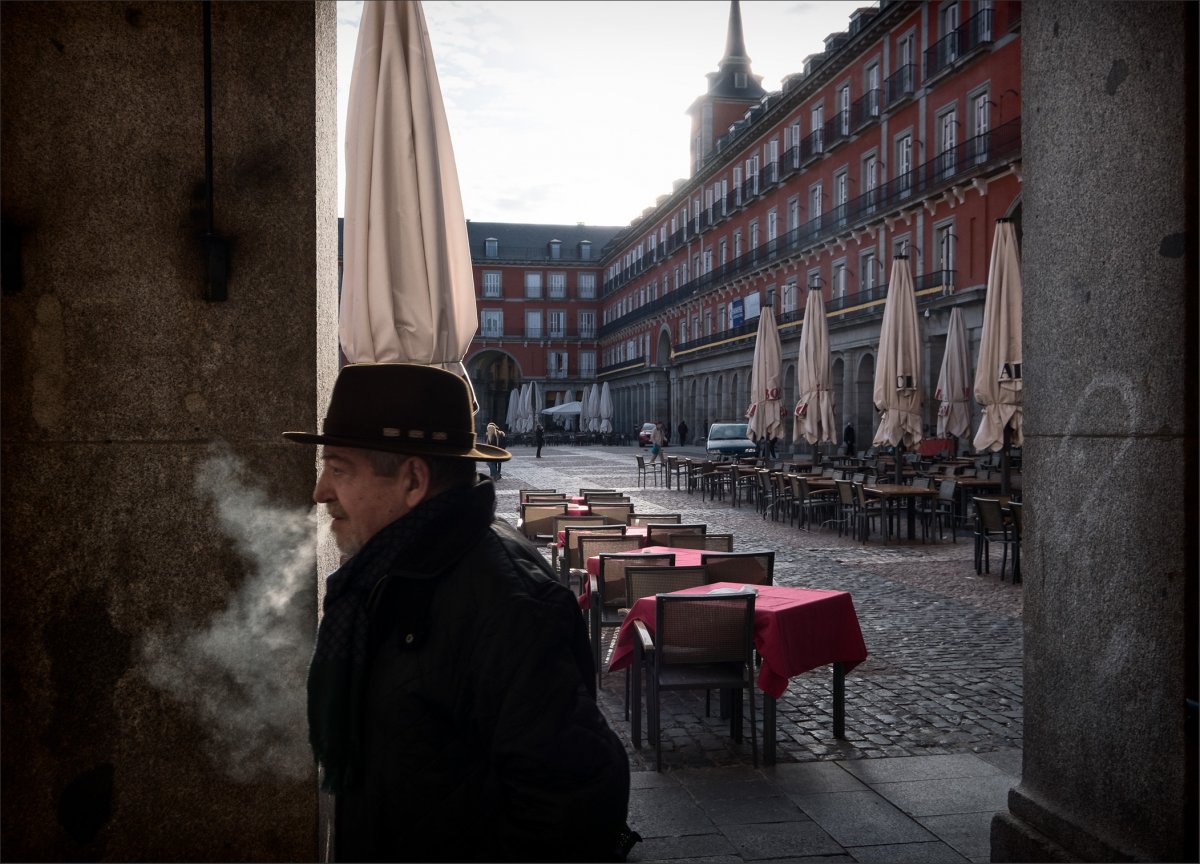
[793,289,838,457]
[587,384,602,433]
[504,387,519,431]
[973,219,1023,453]
[519,382,532,433]
[746,307,784,446]
[340,0,477,390]
[872,256,924,472]
[599,381,614,435]
[936,306,972,440]
[532,381,543,428]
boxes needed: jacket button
[404,633,415,644]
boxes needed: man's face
[314,446,414,557]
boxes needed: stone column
[0,2,337,860]
[992,2,1197,860]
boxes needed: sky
[337,0,867,227]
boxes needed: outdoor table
[579,544,702,612]
[864,484,938,542]
[584,543,701,578]
[608,581,869,764]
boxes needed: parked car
[638,422,657,447]
[705,421,757,459]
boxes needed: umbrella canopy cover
[542,400,583,416]
[973,220,1024,452]
[340,1,477,376]
[794,289,837,445]
[520,382,533,433]
[532,381,543,428]
[599,381,614,434]
[936,307,972,439]
[872,257,924,449]
[746,308,784,442]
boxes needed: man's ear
[401,457,433,508]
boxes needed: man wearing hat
[286,363,632,862]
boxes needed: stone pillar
[0,2,337,860]
[992,2,1197,860]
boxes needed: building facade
[467,0,1021,449]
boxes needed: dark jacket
[334,478,629,862]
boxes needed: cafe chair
[973,497,1017,581]
[768,473,794,522]
[926,478,959,542]
[550,515,606,571]
[828,480,857,536]
[519,488,560,503]
[584,492,631,503]
[667,533,734,552]
[647,523,706,546]
[852,482,885,543]
[795,477,836,530]
[623,564,709,728]
[563,525,627,586]
[627,513,682,527]
[635,454,663,488]
[700,550,775,586]
[590,552,676,688]
[642,591,758,770]
[579,488,617,496]
[590,501,635,525]
[518,502,568,544]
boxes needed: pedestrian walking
[649,421,666,465]
[485,420,506,479]
[843,421,856,457]
[534,422,545,458]
[285,363,634,862]
[677,420,689,446]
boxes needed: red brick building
[465,0,1022,450]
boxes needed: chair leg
[748,683,758,768]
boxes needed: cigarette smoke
[140,443,321,783]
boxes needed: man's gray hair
[365,449,478,490]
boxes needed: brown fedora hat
[283,363,509,461]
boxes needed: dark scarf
[307,478,493,794]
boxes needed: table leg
[833,662,845,739]
[764,693,777,765]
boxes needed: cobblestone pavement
[494,445,1023,773]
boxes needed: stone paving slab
[494,446,1023,862]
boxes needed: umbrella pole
[895,442,903,485]
[1001,424,1012,497]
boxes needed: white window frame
[481,309,503,337]
[577,272,595,299]
[482,271,502,298]
[524,271,542,299]
[524,310,543,338]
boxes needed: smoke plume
[140,444,320,783]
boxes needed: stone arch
[655,326,673,367]
[855,352,875,445]
[466,349,522,434]
[783,361,797,445]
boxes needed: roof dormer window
[549,239,561,260]
[579,240,592,260]
[735,72,747,88]
[485,237,498,258]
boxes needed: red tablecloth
[917,437,955,458]
[607,582,868,698]
[566,504,591,517]
[585,544,701,577]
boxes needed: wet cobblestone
[494,445,1023,770]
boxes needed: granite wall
[1,2,338,859]
[992,2,1197,860]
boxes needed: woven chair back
[700,551,775,586]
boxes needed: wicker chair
[518,501,567,543]
[667,533,734,552]
[590,501,635,525]
[627,513,682,527]
[646,523,706,546]
[700,550,775,586]
[639,591,758,769]
[590,552,675,686]
[562,525,626,585]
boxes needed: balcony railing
[823,110,850,151]
[925,30,960,80]
[961,9,994,54]
[884,63,916,106]
[597,117,1020,338]
[914,269,956,292]
[799,128,824,165]
[851,89,882,131]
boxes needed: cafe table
[608,580,869,764]
[864,484,938,542]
